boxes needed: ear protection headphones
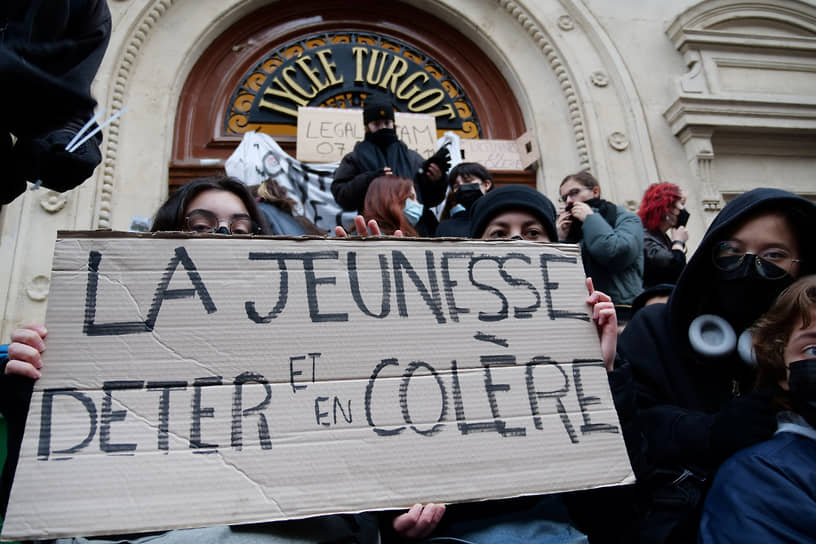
[688,314,757,366]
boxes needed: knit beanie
[469,185,558,241]
[363,97,395,125]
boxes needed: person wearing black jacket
[1,0,111,205]
[331,96,449,236]
[617,188,816,542]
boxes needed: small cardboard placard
[2,233,633,540]
[459,131,539,170]
[296,107,438,163]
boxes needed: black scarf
[564,198,617,243]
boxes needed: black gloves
[709,389,777,461]
[7,128,102,202]
[421,145,451,178]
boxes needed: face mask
[676,208,690,228]
[789,359,816,427]
[450,204,466,215]
[369,128,397,149]
[215,226,231,235]
[453,183,483,209]
[713,257,794,333]
[404,199,424,226]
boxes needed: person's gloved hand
[421,145,451,177]
[11,128,102,194]
[709,389,777,461]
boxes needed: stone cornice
[665,94,816,135]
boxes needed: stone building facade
[1,0,814,337]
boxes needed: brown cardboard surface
[2,234,633,540]
[296,107,437,162]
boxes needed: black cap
[469,185,557,241]
[363,96,395,125]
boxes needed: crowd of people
[1,94,815,543]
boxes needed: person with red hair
[362,175,422,236]
[637,182,689,287]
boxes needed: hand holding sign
[585,278,617,371]
[334,215,405,238]
[4,325,47,380]
[393,503,447,539]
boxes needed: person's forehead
[488,209,541,224]
[786,312,816,350]
[185,189,248,216]
[560,179,584,194]
[727,212,796,245]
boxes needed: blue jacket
[699,417,816,543]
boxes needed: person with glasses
[616,188,816,542]
[150,176,268,235]
[556,170,644,310]
[0,176,381,543]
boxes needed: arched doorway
[170,0,534,190]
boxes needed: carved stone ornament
[558,15,575,31]
[590,71,609,87]
[608,131,629,151]
[26,275,50,302]
[39,190,68,213]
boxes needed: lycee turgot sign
[2,233,634,540]
[225,32,482,137]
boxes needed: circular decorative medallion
[608,131,629,151]
[590,71,609,87]
[558,15,575,31]
[39,190,68,214]
[26,275,50,302]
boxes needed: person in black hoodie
[617,188,816,542]
[1,0,111,205]
[331,96,450,236]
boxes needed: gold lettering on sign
[295,56,329,94]
[379,56,409,93]
[396,71,429,100]
[256,44,459,121]
[315,50,343,86]
[353,47,368,83]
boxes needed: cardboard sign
[460,131,539,170]
[296,107,437,163]
[2,233,633,540]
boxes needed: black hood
[668,188,816,339]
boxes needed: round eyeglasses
[712,241,800,280]
[184,209,257,235]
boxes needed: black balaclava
[367,128,397,150]
[714,257,795,334]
